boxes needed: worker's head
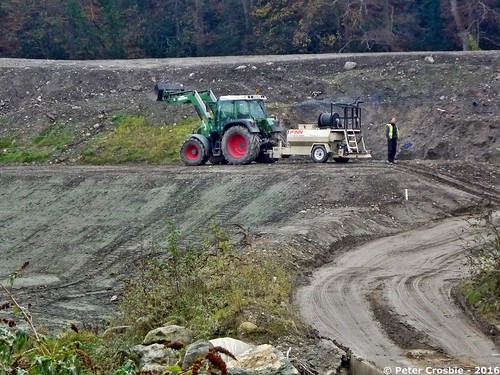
[390,117,396,123]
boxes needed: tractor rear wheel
[180,138,209,166]
[222,126,260,165]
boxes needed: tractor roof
[218,95,267,101]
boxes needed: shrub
[115,222,295,339]
[463,209,500,321]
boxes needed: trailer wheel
[222,125,260,165]
[334,157,349,163]
[180,138,208,166]
[311,145,329,163]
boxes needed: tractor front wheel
[222,126,260,165]
[180,138,209,166]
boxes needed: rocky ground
[0,52,499,372]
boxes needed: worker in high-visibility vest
[386,117,400,163]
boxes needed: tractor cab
[216,95,268,122]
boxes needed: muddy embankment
[0,161,489,330]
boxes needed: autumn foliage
[0,0,498,59]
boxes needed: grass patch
[0,125,74,164]
[0,150,51,163]
[32,127,73,148]
[0,137,14,148]
[81,115,198,164]
[114,222,296,342]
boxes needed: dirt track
[297,215,500,369]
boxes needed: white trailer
[271,101,371,163]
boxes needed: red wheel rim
[227,134,247,158]
[185,143,199,161]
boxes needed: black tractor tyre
[334,157,350,163]
[271,130,287,147]
[180,138,209,166]
[209,155,228,165]
[222,126,261,165]
[255,152,276,164]
[311,145,329,163]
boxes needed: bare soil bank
[0,51,499,163]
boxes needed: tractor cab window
[236,101,251,119]
[217,101,234,123]
[235,100,266,119]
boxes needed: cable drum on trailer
[317,112,342,128]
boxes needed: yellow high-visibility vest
[386,123,400,139]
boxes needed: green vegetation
[461,210,500,324]
[0,125,73,164]
[0,137,14,148]
[1,223,297,374]
[81,115,197,164]
[116,222,294,339]
[0,115,197,165]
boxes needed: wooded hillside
[0,0,499,60]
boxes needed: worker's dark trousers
[387,138,398,162]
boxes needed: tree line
[0,0,498,60]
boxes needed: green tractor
[155,83,285,166]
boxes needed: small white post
[404,189,409,201]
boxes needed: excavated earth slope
[0,52,499,371]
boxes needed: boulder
[130,343,179,371]
[182,340,214,370]
[227,344,299,375]
[143,325,194,347]
[209,337,254,362]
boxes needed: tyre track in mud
[297,212,500,369]
[393,163,500,206]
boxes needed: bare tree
[449,0,472,50]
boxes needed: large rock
[227,344,299,375]
[301,338,345,375]
[130,343,179,372]
[182,339,298,375]
[182,340,214,370]
[210,337,255,363]
[143,325,195,347]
